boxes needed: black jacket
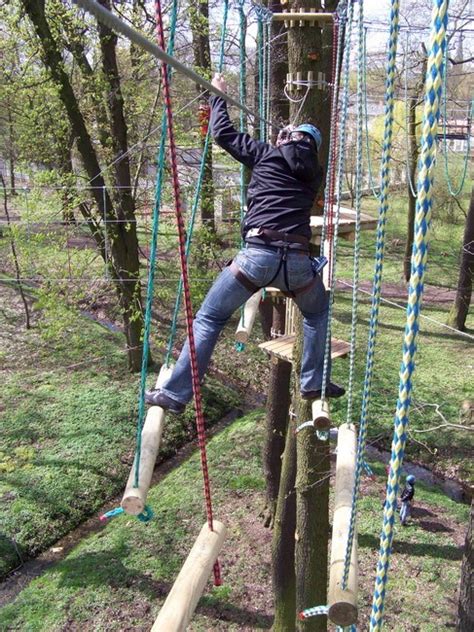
[210,96,323,240]
[400,483,415,502]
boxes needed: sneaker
[144,389,186,414]
[300,382,346,400]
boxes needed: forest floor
[0,412,469,631]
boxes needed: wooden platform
[310,207,377,244]
[259,335,351,363]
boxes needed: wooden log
[151,521,227,631]
[121,365,173,515]
[328,423,358,627]
[312,399,331,430]
[235,289,262,343]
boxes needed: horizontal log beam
[152,521,226,631]
[328,423,358,626]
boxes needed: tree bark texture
[263,301,291,528]
[293,312,329,632]
[21,0,144,371]
[287,3,334,629]
[449,186,473,331]
[457,500,473,631]
[272,412,297,631]
[189,0,214,231]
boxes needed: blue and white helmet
[292,124,322,151]
[406,474,415,484]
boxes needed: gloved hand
[212,73,227,93]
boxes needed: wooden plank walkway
[259,335,350,363]
[310,206,377,243]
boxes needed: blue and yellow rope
[370,2,448,629]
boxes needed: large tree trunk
[262,300,291,528]
[457,500,473,631]
[448,186,473,330]
[97,0,144,371]
[189,0,214,232]
[260,0,292,530]
[21,0,144,371]
[287,3,335,629]
[293,313,329,632]
[272,413,297,631]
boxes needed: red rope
[326,17,341,287]
[153,0,221,585]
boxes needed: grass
[0,285,239,579]
[0,412,469,631]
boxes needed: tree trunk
[189,0,214,231]
[448,186,473,331]
[287,3,336,629]
[98,0,144,371]
[21,0,144,371]
[293,313,329,632]
[457,500,473,631]
[260,2,292,535]
[7,103,16,194]
[272,412,297,631]
[262,300,291,528]
[404,94,418,282]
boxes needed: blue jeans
[160,245,330,404]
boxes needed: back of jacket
[210,96,323,240]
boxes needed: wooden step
[259,335,350,363]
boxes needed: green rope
[320,2,348,252]
[237,0,248,331]
[341,0,365,590]
[441,44,472,197]
[134,0,179,489]
[320,0,354,398]
[164,0,229,366]
[362,27,381,200]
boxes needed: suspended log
[328,423,358,626]
[312,399,331,430]
[121,364,173,515]
[235,289,262,344]
[151,521,226,631]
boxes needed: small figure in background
[400,474,416,526]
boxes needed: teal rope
[237,0,248,330]
[354,0,401,501]
[320,1,354,399]
[441,45,472,197]
[345,0,364,429]
[342,0,365,589]
[164,0,229,366]
[134,0,179,488]
[370,1,448,628]
[320,2,347,252]
[257,15,265,140]
[362,27,381,200]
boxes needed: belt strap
[230,261,260,293]
[246,227,309,246]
